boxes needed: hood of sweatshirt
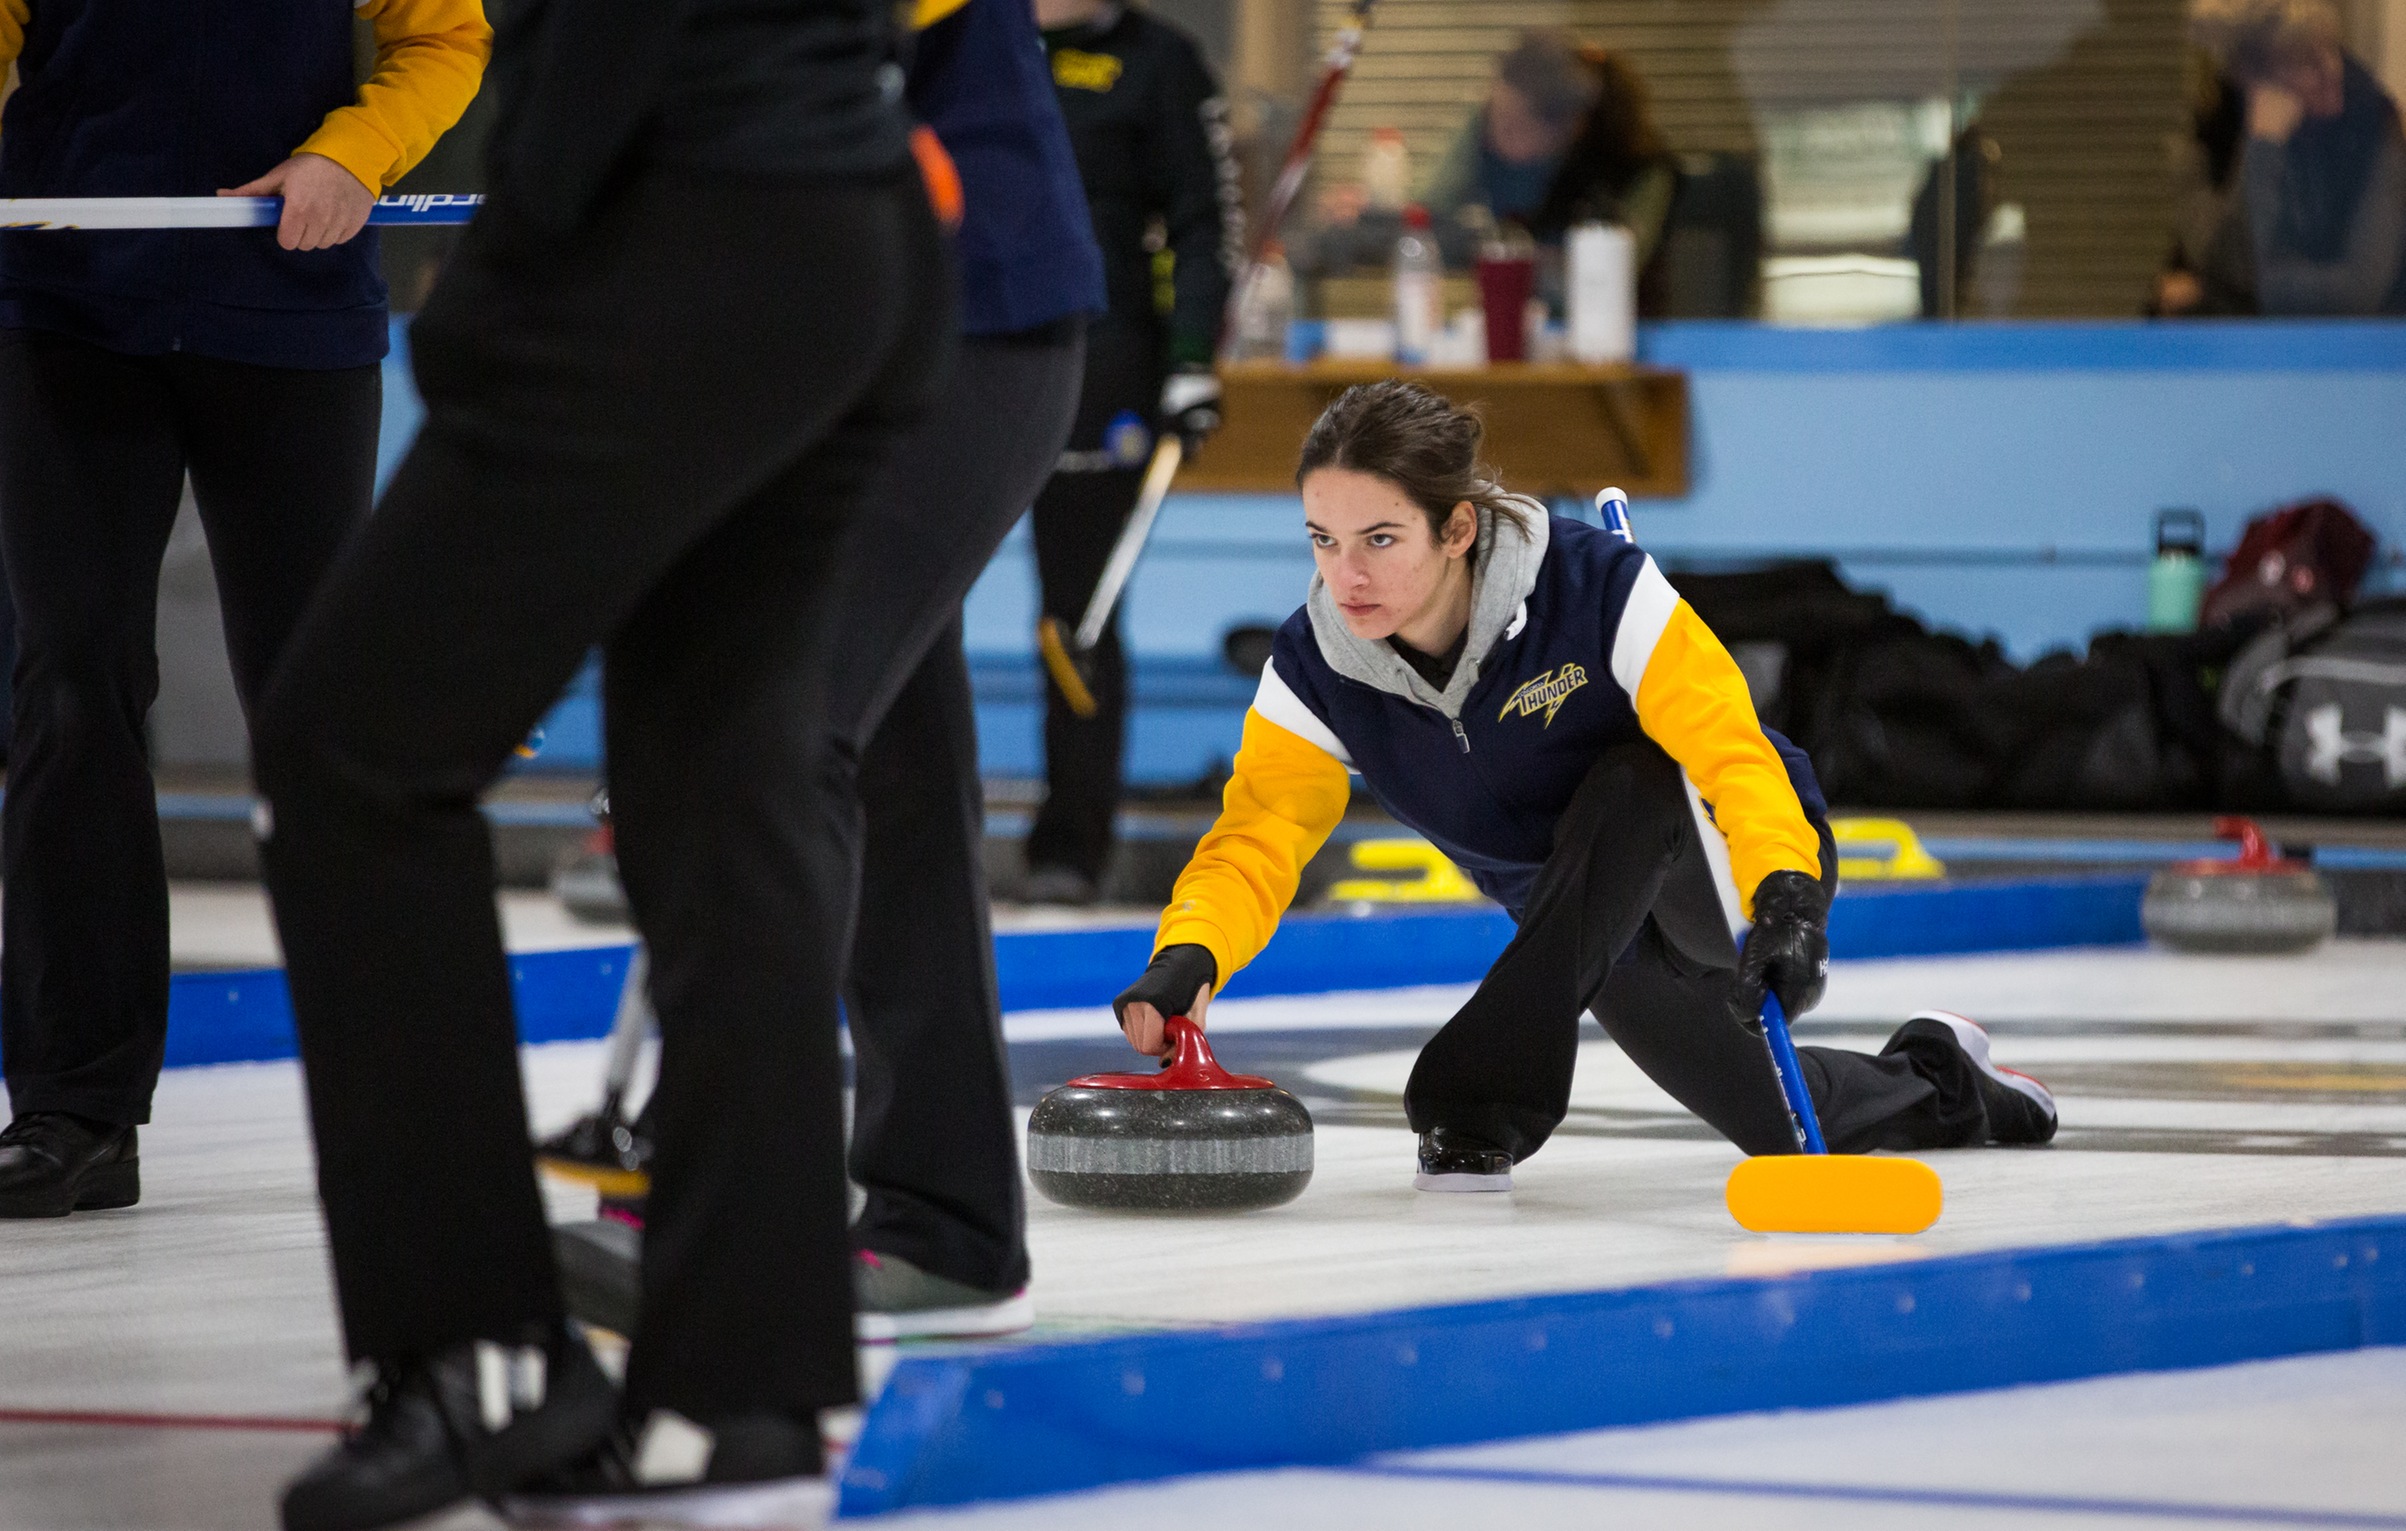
[1304,496,1551,719]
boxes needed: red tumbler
[1477,252,1535,363]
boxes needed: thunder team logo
[1500,664,1588,727]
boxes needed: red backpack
[2201,498,2378,629]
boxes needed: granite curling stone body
[2143,816,2336,955]
[1027,1016,1313,1211]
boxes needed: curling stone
[1026,1016,1312,1212]
[2142,816,2336,955]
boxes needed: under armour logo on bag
[2303,704,2406,787]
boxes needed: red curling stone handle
[1066,1014,1277,1091]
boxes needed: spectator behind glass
[2192,0,2406,315]
[1418,31,1678,308]
[2153,49,2259,316]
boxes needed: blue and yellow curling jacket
[1154,505,1831,985]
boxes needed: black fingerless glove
[1728,868,1831,1031]
[1113,944,1218,1029]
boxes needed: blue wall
[378,319,2406,781]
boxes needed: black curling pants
[0,330,377,1125]
[1402,742,1988,1161]
[836,323,1084,1296]
[1024,321,1159,883]
[254,168,951,1423]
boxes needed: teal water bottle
[2147,508,2207,633]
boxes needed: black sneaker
[500,1409,831,1528]
[1414,1127,1514,1192]
[280,1325,617,1531]
[1889,1011,2059,1146]
[0,1113,139,1218]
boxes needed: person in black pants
[1112,381,2058,1194]
[256,6,951,1527]
[1401,742,1993,1163]
[1024,0,1240,902]
[546,0,1102,1344]
[0,0,489,1220]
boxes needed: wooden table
[1178,359,1691,500]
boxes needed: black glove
[1728,869,1830,1031]
[1113,944,1218,1029]
[1157,366,1222,455]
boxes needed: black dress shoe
[1414,1127,1514,1192]
[0,1113,139,1218]
[280,1324,617,1531]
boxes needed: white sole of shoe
[502,1473,833,1529]
[1909,1009,2057,1122]
[1414,1170,1512,1193]
[854,1289,1035,1344]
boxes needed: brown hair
[2191,0,2341,80]
[1295,381,1538,542]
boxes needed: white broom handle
[0,194,483,230]
[1074,434,1184,652]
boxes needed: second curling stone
[2142,816,2336,955]
[1027,1017,1312,1212]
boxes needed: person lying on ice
[1112,380,2056,1190]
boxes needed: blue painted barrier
[163,946,637,1071]
[156,877,2145,1070]
[836,1213,2406,1514]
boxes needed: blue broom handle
[1596,487,1634,543]
[1759,992,1829,1154]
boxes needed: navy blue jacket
[0,0,389,368]
[1267,517,1828,920]
[910,0,1103,337]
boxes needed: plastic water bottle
[1234,241,1295,360]
[1393,204,1442,366]
[1566,219,1635,363]
[2148,508,2208,633]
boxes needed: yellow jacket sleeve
[1154,709,1352,984]
[297,0,492,192]
[0,0,27,76]
[1632,601,1822,917]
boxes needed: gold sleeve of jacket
[297,0,492,192]
[1633,601,1822,917]
[1154,709,1352,984]
[0,0,27,76]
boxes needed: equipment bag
[2200,498,2377,629]
[2220,599,2406,813]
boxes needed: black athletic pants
[1024,322,1159,883]
[0,330,377,1125]
[1403,742,1988,1160]
[838,323,1084,1295]
[254,168,950,1423]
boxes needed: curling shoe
[1414,1127,1514,1192]
[854,1249,1033,1343]
[281,1324,617,1531]
[1891,1011,2058,1146]
[501,1408,832,1529]
[0,1113,139,1218]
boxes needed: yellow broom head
[1725,1153,1943,1235]
[1037,615,1101,719]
